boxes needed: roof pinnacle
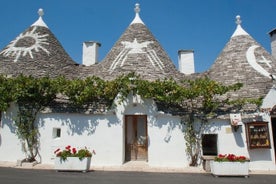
[134,3,140,14]
[38,8,44,17]
[130,3,144,25]
[31,8,48,28]
[235,15,242,25]
[231,15,248,38]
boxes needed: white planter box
[54,157,91,172]
[210,161,249,177]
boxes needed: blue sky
[0,0,276,73]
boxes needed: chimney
[178,50,195,74]
[82,41,101,66]
[269,29,276,59]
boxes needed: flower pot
[210,160,249,177]
[54,157,91,172]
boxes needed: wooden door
[125,115,148,161]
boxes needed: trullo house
[0,4,275,171]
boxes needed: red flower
[227,154,236,161]
[55,145,95,161]
[215,153,248,162]
[65,145,71,150]
[218,154,226,158]
[238,156,246,161]
[72,148,77,154]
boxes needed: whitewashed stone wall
[203,118,276,171]
[0,95,189,167]
[0,95,275,170]
[0,103,25,161]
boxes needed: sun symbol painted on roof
[109,38,165,71]
[0,27,50,62]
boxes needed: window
[246,122,271,149]
[52,128,61,139]
[202,134,218,155]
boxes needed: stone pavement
[0,161,276,175]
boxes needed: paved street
[0,167,275,184]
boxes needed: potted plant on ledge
[210,154,249,177]
[54,145,96,172]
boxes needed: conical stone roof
[0,9,76,78]
[92,4,178,81]
[208,15,276,102]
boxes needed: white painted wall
[0,104,25,162]
[262,86,276,109]
[178,50,195,74]
[0,94,188,168]
[115,94,188,167]
[148,114,188,167]
[204,118,276,171]
[0,94,275,170]
[269,29,276,59]
[82,41,101,66]
[38,113,123,166]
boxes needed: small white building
[0,5,276,171]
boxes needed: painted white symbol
[1,27,50,62]
[109,38,164,71]
[246,45,274,78]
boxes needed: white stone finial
[130,3,144,25]
[31,8,48,28]
[231,15,248,37]
[134,3,140,14]
[38,8,44,17]
[236,15,241,25]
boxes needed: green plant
[181,78,244,166]
[0,75,14,111]
[12,75,63,162]
[54,145,96,161]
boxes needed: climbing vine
[181,78,242,166]
[0,73,260,164]
[0,75,14,111]
[0,75,64,162]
